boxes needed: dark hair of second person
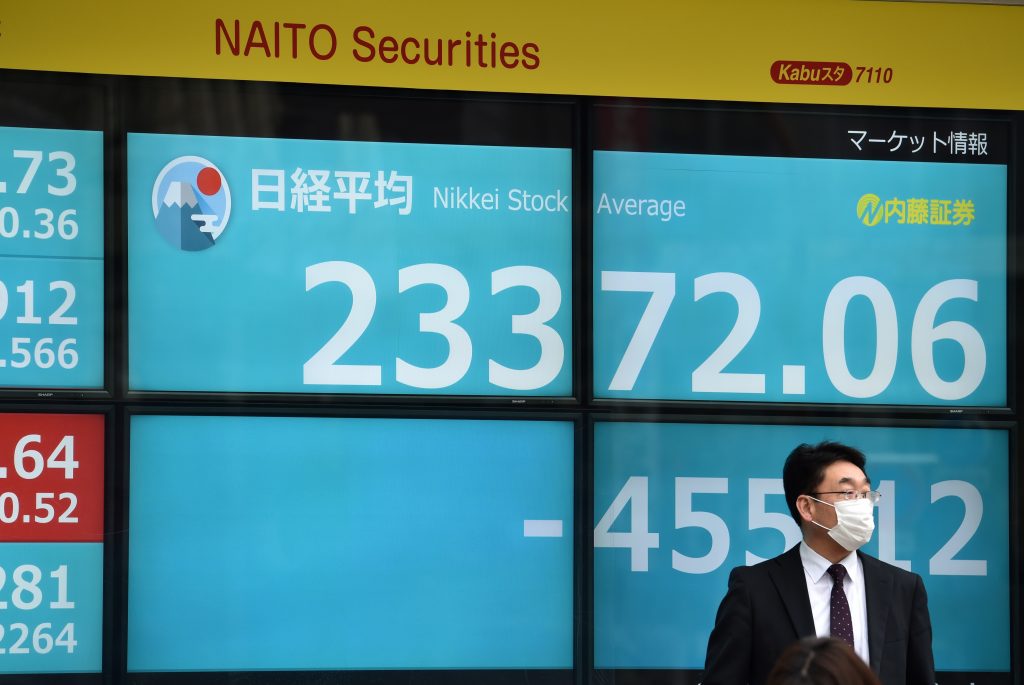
[765,637,881,685]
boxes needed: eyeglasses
[809,490,881,504]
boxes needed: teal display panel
[0,543,103,673]
[128,415,574,671]
[593,421,1010,673]
[593,151,1006,406]
[128,133,572,396]
[0,127,104,389]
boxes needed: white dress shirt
[799,541,870,664]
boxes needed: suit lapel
[767,545,815,638]
[859,551,893,674]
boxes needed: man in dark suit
[702,441,934,685]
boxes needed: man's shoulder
[857,551,925,586]
[730,545,802,580]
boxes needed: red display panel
[0,413,103,542]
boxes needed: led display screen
[128,414,574,671]
[128,133,572,396]
[593,420,1009,675]
[593,109,1007,406]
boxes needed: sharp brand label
[771,60,852,86]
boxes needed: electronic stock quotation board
[0,79,1018,684]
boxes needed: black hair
[782,441,867,525]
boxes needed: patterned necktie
[827,564,854,648]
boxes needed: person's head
[766,636,880,685]
[783,441,876,557]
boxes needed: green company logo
[857,193,883,226]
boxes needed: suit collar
[799,541,862,587]
[767,545,815,638]
[858,551,894,674]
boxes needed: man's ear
[795,494,815,523]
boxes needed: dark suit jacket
[701,545,934,685]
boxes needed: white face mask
[809,496,875,551]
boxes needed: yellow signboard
[0,0,1021,109]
